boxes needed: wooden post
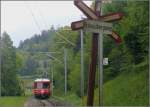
[87,34,98,106]
[87,0,101,106]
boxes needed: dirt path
[24,97,73,107]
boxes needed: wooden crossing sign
[71,0,123,43]
[84,20,112,34]
[110,31,122,43]
[71,12,123,30]
[71,20,122,43]
[99,12,123,22]
[74,0,98,19]
[71,20,84,30]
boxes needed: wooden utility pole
[87,0,101,106]
[87,34,98,106]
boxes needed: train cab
[33,78,51,99]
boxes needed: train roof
[34,78,50,82]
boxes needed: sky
[1,1,92,47]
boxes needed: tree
[1,32,22,96]
[122,1,149,64]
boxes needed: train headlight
[41,90,44,93]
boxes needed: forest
[0,0,149,106]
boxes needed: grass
[0,96,29,107]
[53,93,82,106]
[93,62,149,106]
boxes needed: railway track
[24,97,73,107]
[39,99,55,107]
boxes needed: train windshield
[43,82,49,89]
[36,82,43,89]
[36,82,49,89]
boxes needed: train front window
[36,82,43,89]
[43,82,49,89]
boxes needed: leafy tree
[121,1,149,64]
[1,32,22,96]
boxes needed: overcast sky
[1,1,92,47]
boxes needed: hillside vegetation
[94,61,149,106]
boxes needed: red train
[33,78,51,99]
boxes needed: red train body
[33,78,51,99]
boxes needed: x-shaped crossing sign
[71,0,123,43]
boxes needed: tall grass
[0,96,29,107]
[93,62,149,106]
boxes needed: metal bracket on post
[49,62,53,96]
[80,29,84,97]
[97,0,103,106]
[0,35,1,97]
[98,31,103,106]
[64,48,67,95]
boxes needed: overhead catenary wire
[35,5,75,47]
[24,1,42,32]
[20,51,62,54]
[35,2,49,29]
[28,2,75,47]
[54,31,76,47]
